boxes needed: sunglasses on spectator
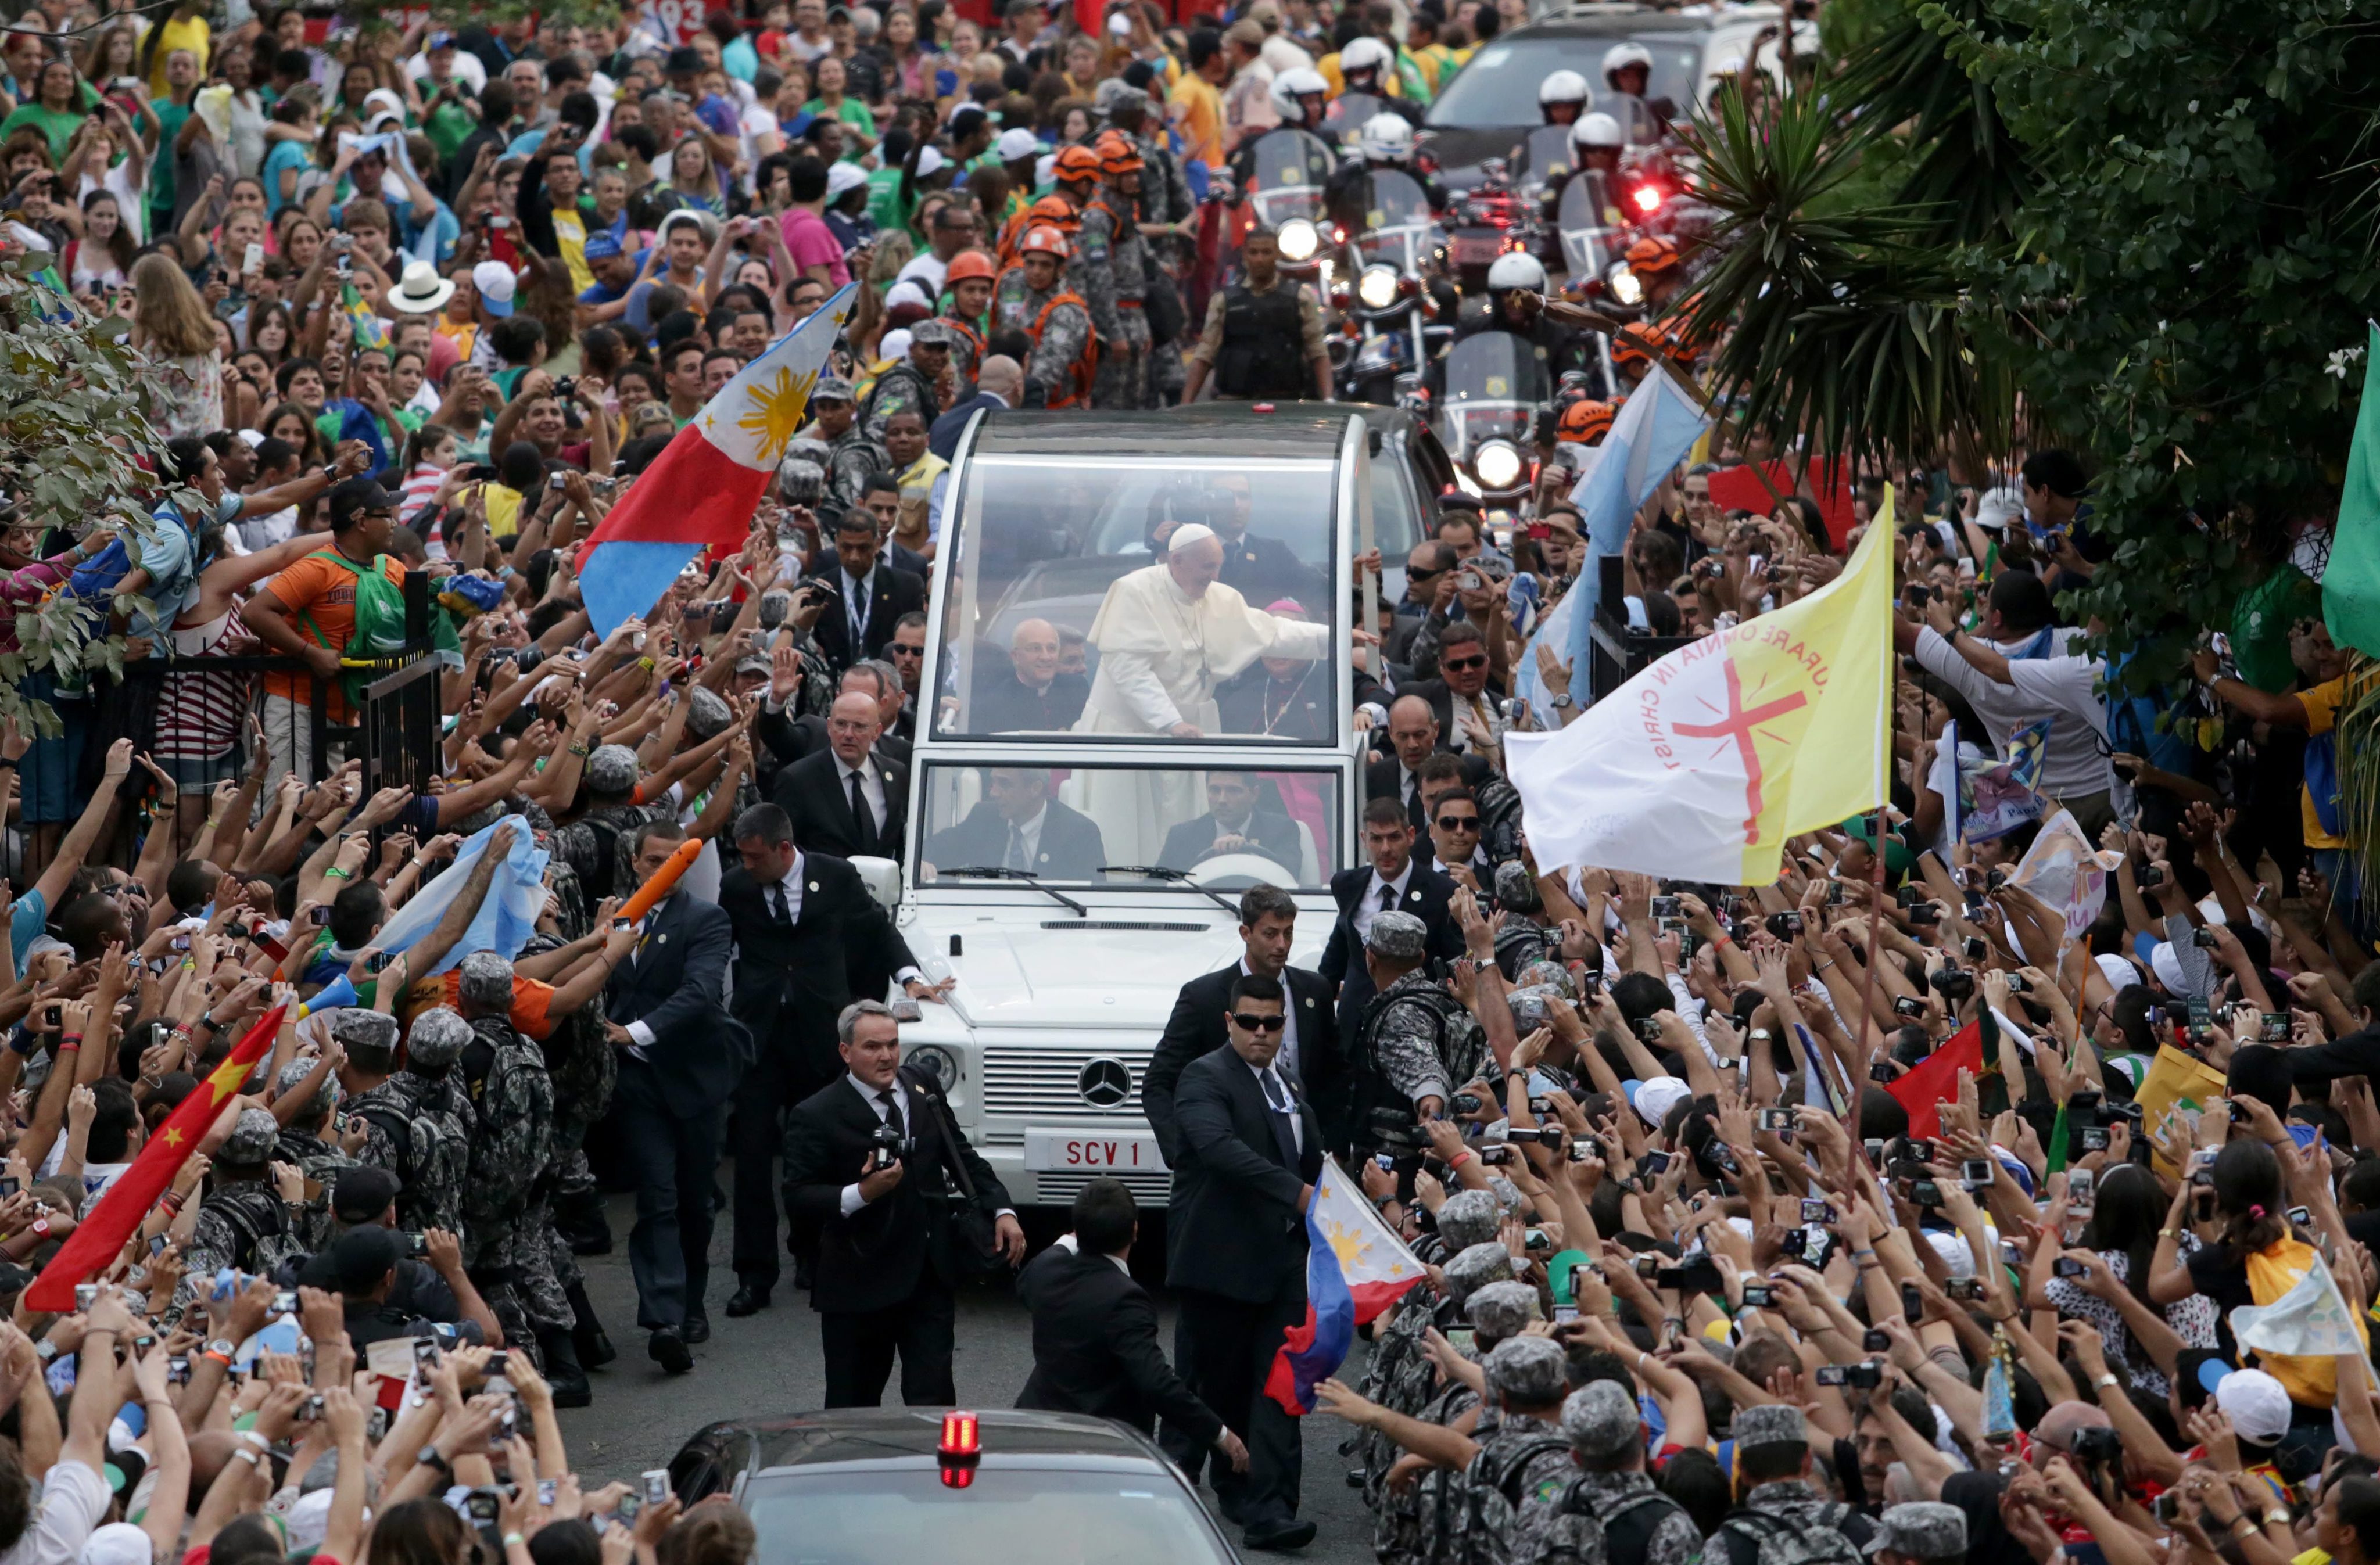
[1442,654,1489,672]
[1228,1011,1286,1032]
[1436,813,1479,832]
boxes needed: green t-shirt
[149,98,191,215]
[0,99,89,162]
[865,164,916,236]
[424,98,478,164]
[804,96,877,140]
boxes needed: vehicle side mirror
[850,855,904,911]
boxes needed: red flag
[26,1004,289,1312]
[1883,1018,1984,1141]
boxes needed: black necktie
[1005,823,1027,871]
[847,767,874,853]
[1257,1068,1300,1168]
[879,1087,905,1142]
[769,882,792,926]
[1379,881,1397,913]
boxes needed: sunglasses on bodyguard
[1228,1012,1287,1032]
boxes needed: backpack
[1716,1503,1863,1565]
[295,550,412,705]
[1577,1484,1695,1565]
[1447,1431,1571,1565]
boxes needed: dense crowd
[0,1,2371,1565]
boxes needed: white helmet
[1571,111,1624,149]
[1486,251,1547,292]
[1602,42,1653,85]
[1269,66,1331,123]
[1537,69,1590,108]
[1359,113,1415,163]
[1340,35,1395,80]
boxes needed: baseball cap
[469,259,515,317]
[825,160,869,200]
[327,476,400,527]
[915,145,948,178]
[331,1164,403,1227]
[996,127,1040,161]
[582,229,623,261]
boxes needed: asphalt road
[552,1191,1380,1565]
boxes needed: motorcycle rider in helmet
[1230,66,1338,194]
[1423,250,1593,398]
[1538,110,1624,222]
[1537,68,1589,126]
[1601,42,1667,146]
[1324,112,1446,236]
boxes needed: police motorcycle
[1333,171,1458,403]
[1234,70,1342,289]
[1324,87,1391,151]
[1433,304,1554,506]
[1440,157,1549,298]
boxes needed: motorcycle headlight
[904,1043,960,1090]
[1278,218,1320,261]
[1606,262,1644,307]
[1473,440,1523,491]
[1357,264,1400,310]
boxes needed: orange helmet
[1053,143,1101,182]
[1095,131,1142,176]
[1026,193,1078,229]
[1610,323,1658,368]
[1557,399,1615,444]
[1020,224,1072,260]
[946,249,998,285]
[1625,234,1683,274]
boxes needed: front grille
[1034,1168,1170,1204]
[980,1042,1157,1121]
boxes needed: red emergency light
[938,1410,982,1488]
[1631,185,1664,214]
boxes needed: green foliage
[0,249,163,734]
[1681,0,2380,676]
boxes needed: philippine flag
[577,282,860,636]
[1264,1158,1427,1415]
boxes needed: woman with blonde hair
[130,252,223,439]
[660,137,728,217]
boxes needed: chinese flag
[26,1004,288,1312]
[1884,1017,1985,1141]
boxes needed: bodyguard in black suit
[1318,796,1463,1040]
[1365,692,1493,834]
[1156,771,1304,877]
[805,509,927,672]
[599,820,743,1373]
[719,803,944,1318]
[781,1000,1024,1407]
[921,766,1107,880]
[1165,974,1324,1553]
[1145,883,1339,1166]
[1017,1176,1246,1475]
[769,691,909,860]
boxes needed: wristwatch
[418,1445,451,1476]
[1549,692,1575,710]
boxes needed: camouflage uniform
[1449,1341,1575,1565]
[1069,198,1125,352]
[857,353,940,439]
[553,794,672,906]
[1359,960,1493,1128]
[454,1004,566,1348]
[1494,915,1551,983]
[825,421,892,512]
[1517,1382,1698,1565]
[1090,191,1149,409]
[177,1109,302,1304]
[1478,774,1527,869]
[1361,1239,1509,1513]
[994,265,1095,408]
[1131,119,1195,402]
[1376,1372,1481,1565]
[1728,1482,1866,1565]
[273,1128,357,1254]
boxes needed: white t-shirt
[894,252,947,297]
[1,1459,109,1565]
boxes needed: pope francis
[1073,523,1334,862]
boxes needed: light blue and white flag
[1564,370,1711,677]
[300,817,549,1014]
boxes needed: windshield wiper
[938,866,1087,918]
[1099,864,1242,917]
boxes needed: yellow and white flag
[1508,495,1895,886]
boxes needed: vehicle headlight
[1278,217,1320,261]
[1357,263,1400,310]
[904,1043,960,1090]
[1606,262,1644,307]
[1473,440,1523,490]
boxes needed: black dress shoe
[681,1311,711,1345]
[546,1368,593,1408]
[1241,1519,1317,1553]
[575,1323,616,1370]
[725,1285,770,1317]
[648,1328,693,1375]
